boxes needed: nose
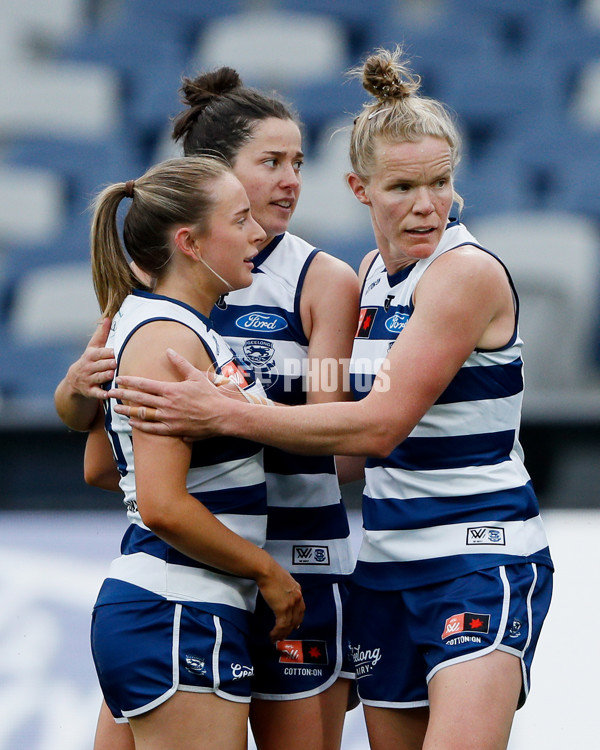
[412,186,434,214]
[250,215,267,246]
[279,161,301,190]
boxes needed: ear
[173,226,199,261]
[347,172,371,206]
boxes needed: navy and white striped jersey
[212,233,354,584]
[97,290,268,628]
[350,221,553,591]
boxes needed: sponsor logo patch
[366,277,381,294]
[184,654,207,676]
[231,662,254,680]
[466,526,506,545]
[235,312,288,332]
[350,644,382,678]
[442,612,491,640]
[292,545,330,565]
[384,311,410,333]
[220,358,251,388]
[243,339,275,367]
[356,307,377,338]
[277,640,328,665]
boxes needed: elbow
[84,463,106,488]
[369,435,397,459]
[365,422,406,459]
[137,498,177,537]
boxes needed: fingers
[269,599,305,642]
[106,386,161,408]
[110,375,169,398]
[88,317,112,348]
[268,586,305,642]
[127,406,158,422]
[166,348,201,380]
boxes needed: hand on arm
[54,318,116,431]
[108,249,513,458]
[122,322,305,640]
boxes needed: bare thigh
[363,705,429,750]
[93,700,134,750]
[250,678,351,750]
[425,650,521,750]
[129,691,249,750]
[362,651,521,750]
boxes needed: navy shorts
[347,563,553,709]
[250,581,355,700]
[91,599,254,720]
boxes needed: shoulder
[358,249,379,286]
[417,245,511,307]
[302,251,359,313]
[429,244,508,282]
[120,319,211,378]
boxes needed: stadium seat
[59,17,189,141]
[8,261,99,346]
[0,59,119,139]
[289,117,373,267]
[3,133,145,214]
[0,166,65,244]
[571,58,600,128]
[468,211,600,391]
[489,120,600,221]
[191,10,350,90]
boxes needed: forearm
[220,396,393,457]
[54,376,101,431]
[144,492,276,582]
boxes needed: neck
[154,274,219,318]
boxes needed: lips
[406,227,435,235]
[271,199,294,210]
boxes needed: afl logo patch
[235,312,288,332]
[356,307,377,338]
[243,339,275,367]
[385,312,409,333]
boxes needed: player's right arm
[124,320,305,641]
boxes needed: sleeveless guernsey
[212,233,354,585]
[350,221,553,591]
[97,290,268,628]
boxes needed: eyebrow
[234,206,251,218]
[261,149,305,159]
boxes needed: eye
[264,158,278,168]
[394,183,411,192]
[293,159,304,171]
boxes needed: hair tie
[124,180,135,198]
[367,106,393,120]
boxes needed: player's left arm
[299,251,365,482]
[299,251,359,405]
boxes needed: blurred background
[0,0,599,748]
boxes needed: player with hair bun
[55,68,359,750]
[112,48,554,750]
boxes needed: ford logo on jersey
[385,312,410,333]
[235,312,288,332]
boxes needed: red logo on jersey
[276,640,328,665]
[356,307,378,338]
[442,612,490,639]
[220,359,250,388]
